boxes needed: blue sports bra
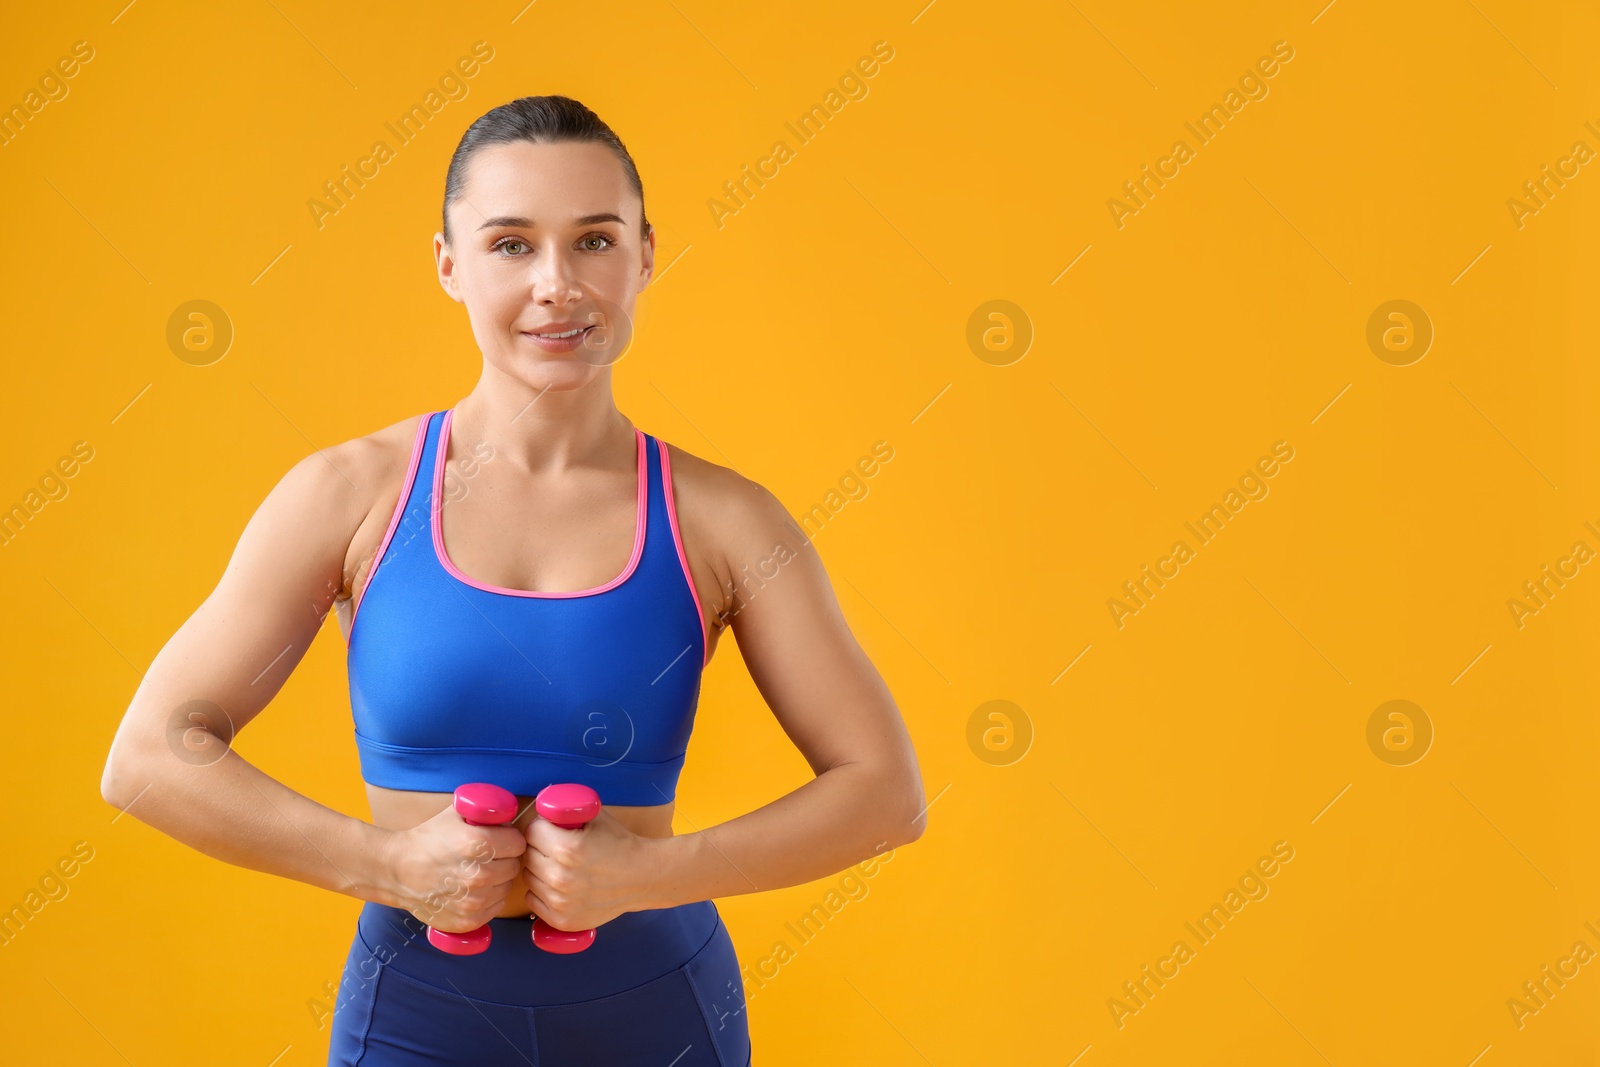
[346,408,709,805]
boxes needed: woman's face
[435,140,653,393]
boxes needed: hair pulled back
[441,95,649,244]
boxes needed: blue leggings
[327,899,750,1065]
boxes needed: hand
[381,804,527,933]
[523,806,655,932]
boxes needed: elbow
[899,799,928,846]
[897,760,930,844]
[836,757,928,851]
[869,806,924,856]
[905,801,928,843]
[100,747,154,811]
[100,757,132,809]
[877,778,929,850]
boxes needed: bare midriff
[366,782,676,919]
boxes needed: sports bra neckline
[345,406,709,805]
[431,406,650,601]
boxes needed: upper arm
[719,477,925,823]
[100,443,377,801]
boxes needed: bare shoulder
[659,442,808,620]
[324,412,430,604]
[307,412,425,521]
[343,411,427,480]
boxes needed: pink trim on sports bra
[346,413,431,640]
[657,438,710,669]
[431,406,649,599]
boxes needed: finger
[521,862,550,893]
[474,856,522,885]
[444,908,499,927]
[524,886,554,924]
[526,822,586,863]
[525,819,557,854]
[526,815,588,845]
[523,869,572,911]
[485,826,529,857]
[521,852,573,890]
[438,903,501,932]
[448,853,517,893]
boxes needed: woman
[99,95,927,1065]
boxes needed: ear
[638,225,656,290]
[434,232,464,304]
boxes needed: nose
[528,244,584,307]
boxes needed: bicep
[105,450,368,776]
[723,484,912,778]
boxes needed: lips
[523,322,593,338]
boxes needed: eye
[490,233,618,256]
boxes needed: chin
[501,359,593,390]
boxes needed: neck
[452,364,633,475]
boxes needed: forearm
[641,762,924,910]
[102,742,397,907]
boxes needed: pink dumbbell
[531,782,603,954]
[425,782,521,956]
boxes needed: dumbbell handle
[531,782,602,954]
[424,783,520,956]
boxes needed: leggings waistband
[353,899,721,1007]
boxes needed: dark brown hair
[441,95,649,245]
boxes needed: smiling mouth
[525,326,593,339]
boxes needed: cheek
[585,256,640,295]
[488,276,529,311]
[467,282,532,335]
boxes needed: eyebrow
[476,213,627,231]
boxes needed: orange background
[2,0,1598,1063]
